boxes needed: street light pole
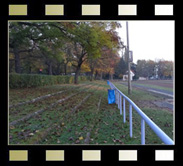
[126,21,132,95]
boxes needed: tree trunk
[48,62,52,75]
[56,63,61,75]
[90,68,94,81]
[74,53,85,84]
[100,72,103,80]
[110,73,113,80]
[64,63,67,75]
[95,70,98,80]
[14,49,21,73]
[74,66,80,84]
[29,66,32,74]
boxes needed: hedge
[9,73,90,89]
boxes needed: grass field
[9,81,173,145]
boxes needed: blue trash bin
[108,89,115,104]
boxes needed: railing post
[129,104,132,138]
[120,95,122,115]
[116,91,118,105]
[123,98,126,123]
[118,92,120,109]
[141,118,145,145]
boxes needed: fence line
[107,80,174,145]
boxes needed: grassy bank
[9,81,173,145]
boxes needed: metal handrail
[108,81,174,145]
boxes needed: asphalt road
[121,82,173,97]
[131,83,173,97]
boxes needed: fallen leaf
[113,122,118,126]
[104,121,109,125]
[75,140,80,144]
[115,139,120,142]
[69,137,74,141]
[164,122,171,127]
[10,126,15,129]
[79,136,84,140]
[75,131,78,135]
[29,133,34,136]
[118,140,122,143]
[56,132,60,135]
[120,135,126,138]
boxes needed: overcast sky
[117,21,175,64]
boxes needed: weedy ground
[9,81,173,145]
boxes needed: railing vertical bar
[129,104,132,138]
[117,91,118,105]
[123,98,126,123]
[116,91,118,105]
[118,92,119,106]
[141,118,145,145]
[120,95,122,115]
[119,94,120,110]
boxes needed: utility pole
[154,65,159,80]
[126,21,132,95]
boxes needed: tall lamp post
[126,21,132,95]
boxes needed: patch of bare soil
[135,100,157,109]
[152,99,173,112]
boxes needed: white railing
[107,81,174,145]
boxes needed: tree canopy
[9,21,123,83]
[9,21,173,82]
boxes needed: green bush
[9,73,89,89]
[56,75,65,84]
[68,76,74,84]
[118,74,123,79]
[79,76,90,82]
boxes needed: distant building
[123,70,135,81]
[139,77,147,80]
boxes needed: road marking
[148,89,173,97]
